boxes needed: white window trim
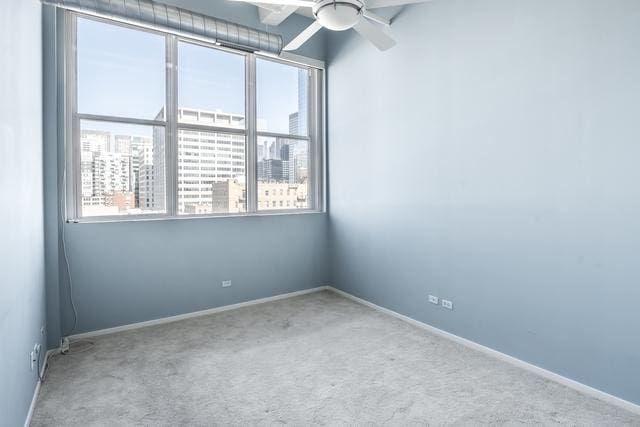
[63,11,325,224]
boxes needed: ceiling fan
[229,0,431,51]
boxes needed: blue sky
[77,17,304,137]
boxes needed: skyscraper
[80,129,148,216]
[258,158,289,182]
[151,109,166,212]
[151,107,246,214]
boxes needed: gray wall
[0,0,46,425]
[45,0,329,339]
[327,0,640,405]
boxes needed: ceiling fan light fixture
[313,0,363,31]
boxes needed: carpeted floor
[32,290,640,426]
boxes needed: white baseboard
[24,348,59,427]
[69,286,330,340]
[327,286,640,416]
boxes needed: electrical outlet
[60,337,70,353]
[222,280,232,288]
[428,295,439,305]
[442,299,453,310]
[30,343,42,371]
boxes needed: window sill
[66,209,327,225]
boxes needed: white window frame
[64,11,324,223]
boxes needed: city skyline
[76,16,311,217]
[80,104,309,217]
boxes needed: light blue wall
[327,0,640,405]
[45,0,329,339]
[0,0,46,425]
[62,214,328,333]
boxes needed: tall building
[289,141,308,183]
[81,129,110,153]
[129,136,153,207]
[288,69,308,136]
[81,129,149,216]
[261,137,307,185]
[285,69,310,184]
[138,164,155,210]
[280,144,290,161]
[113,134,131,154]
[258,158,289,182]
[257,140,307,185]
[151,107,246,214]
[150,109,166,212]
[288,112,298,136]
[110,134,153,207]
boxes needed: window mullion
[311,68,324,211]
[246,54,257,214]
[166,34,179,216]
[307,68,316,211]
[67,12,80,221]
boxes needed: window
[77,18,166,120]
[178,41,245,126]
[256,58,313,211]
[257,137,309,210]
[79,120,165,217]
[74,18,166,217]
[257,59,307,136]
[66,14,323,220]
[176,41,247,215]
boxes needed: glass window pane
[178,129,246,215]
[77,18,166,120]
[256,59,308,136]
[79,120,166,217]
[257,136,309,211]
[178,42,245,129]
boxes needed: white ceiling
[252,2,313,26]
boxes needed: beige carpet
[32,291,640,425]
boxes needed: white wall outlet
[222,280,232,288]
[442,299,453,310]
[30,343,42,371]
[60,337,70,353]
[428,295,439,305]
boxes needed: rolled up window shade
[42,0,283,54]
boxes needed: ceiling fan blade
[283,21,323,51]
[365,0,431,9]
[228,0,315,8]
[362,10,390,26]
[353,18,396,51]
